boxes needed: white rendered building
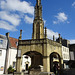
[0,35,7,74]
[22,55,31,71]
[7,37,18,70]
[62,46,70,69]
[5,33,31,73]
[0,33,31,74]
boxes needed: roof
[9,37,18,48]
[0,35,7,39]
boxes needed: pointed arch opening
[50,52,61,72]
[23,51,43,70]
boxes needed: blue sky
[0,0,75,44]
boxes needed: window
[67,49,69,52]
[16,42,18,46]
[63,47,64,51]
[0,50,2,56]
[65,48,66,52]
[0,40,3,44]
[13,62,16,69]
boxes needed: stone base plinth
[39,72,55,75]
[14,72,23,75]
[30,69,41,75]
[14,71,55,75]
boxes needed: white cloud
[53,12,68,24]
[70,40,75,44]
[0,0,34,31]
[72,2,75,7]
[0,11,20,26]
[67,21,70,24]
[1,0,34,15]
[53,21,58,24]
[0,21,17,31]
[47,29,59,40]
[24,15,33,24]
[44,20,46,25]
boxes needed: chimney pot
[6,32,9,38]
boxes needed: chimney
[6,32,9,38]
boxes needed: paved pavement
[0,74,13,75]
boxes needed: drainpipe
[4,32,10,74]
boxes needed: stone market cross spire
[37,0,41,6]
[32,0,44,39]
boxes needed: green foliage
[8,65,14,74]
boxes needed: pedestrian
[53,64,57,74]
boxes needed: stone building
[16,0,63,75]
[56,35,70,69]
[68,44,75,68]
[56,35,70,47]
[69,44,75,60]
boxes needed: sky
[0,0,75,44]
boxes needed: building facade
[69,44,75,60]
[56,35,70,69]
[0,33,31,74]
[7,37,18,70]
[62,46,70,69]
[0,35,7,74]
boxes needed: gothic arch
[49,52,61,72]
[23,51,43,69]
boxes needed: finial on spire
[59,34,61,43]
[45,27,47,39]
[19,30,22,40]
[37,0,41,6]
[53,35,55,41]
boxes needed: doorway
[26,64,28,70]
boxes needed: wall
[7,48,17,69]
[62,46,70,69]
[0,49,6,74]
[62,46,70,61]
[0,36,7,49]
[70,51,74,60]
[17,39,63,72]
[0,35,7,74]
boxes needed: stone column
[16,30,22,72]
[60,57,63,69]
[43,56,50,72]
[16,57,22,72]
